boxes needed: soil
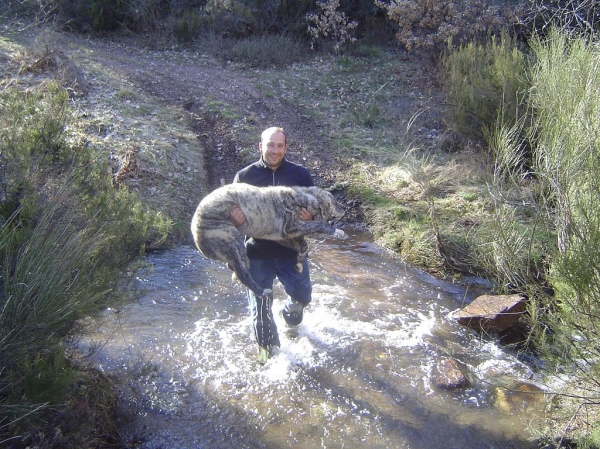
[67,34,348,188]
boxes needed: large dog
[191,183,346,297]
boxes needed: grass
[0,28,208,446]
[3,13,600,447]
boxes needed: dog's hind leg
[229,238,272,297]
[295,238,309,273]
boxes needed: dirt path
[64,35,344,191]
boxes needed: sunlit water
[77,229,546,448]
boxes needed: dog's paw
[295,263,303,273]
[261,288,273,297]
[334,229,347,239]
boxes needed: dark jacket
[233,157,314,259]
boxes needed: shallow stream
[78,229,546,448]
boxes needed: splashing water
[78,230,546,449]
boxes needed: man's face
[260,131,287,170]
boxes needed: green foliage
[126,0,172,31]
[200,0,256,37]
[482,31,600,442]
[173,8,203,43]
[442,32,529,145]
[21,348,74,405]
[579,420,600,449]
[352,101,381,128]
[0,83,70,220]
[0,82,171,432]
[0,200,112,428]
[523,29,600,393]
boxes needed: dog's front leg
[293,220,347,239]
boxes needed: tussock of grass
[201,34,306,68]
[0,51,177,443]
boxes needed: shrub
[520,0,600,39]
[375,0,519,54]
[0,81,171,434]
[0,198,112,430]
[442,32,529,145]
[307,0,358,53]
[125,0,172,31]
[56,0,128,32]
[485,32,600,441]
[172,8,203,43]
[526,30,600,388]
[0,83,70,220]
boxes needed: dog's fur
[191,183,346,297]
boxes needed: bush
[56,0,128,32]
[0,81,171,435]
[376,0,519,54]
[442,32,529,145]
[307,0,358,53]
[0,83,70,220]
[172,8,203,43]
[526,29,600,387]
[482,32,600,444]
[520,0,600,39]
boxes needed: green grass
[0,74,176,440]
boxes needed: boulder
[431,357,471,390]
[493,381,546,413]
[454,294,527,333]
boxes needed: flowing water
[78,229,547,449]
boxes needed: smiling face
[259,129,287,170]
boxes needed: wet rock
[492,380,546,413]
[454,294,527,333]
[431,357,471,390]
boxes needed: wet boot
[281,298,305,326]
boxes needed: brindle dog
[191,183,346,297]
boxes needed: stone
[454,294,527,332]
[493,381,546,413]
[431,357,471,390]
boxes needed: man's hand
[300,207,313,221]
[230,205,246,227]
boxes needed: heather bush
[172,8,202,43]
[526,30,600,383]
[0,83,70,220]
[376,0,519,53]
[307,0,358,53]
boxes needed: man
[230,127,314,363]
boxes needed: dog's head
[306,187,346,222]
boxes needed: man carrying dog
[230,126,314,363]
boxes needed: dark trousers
[247,258,312,348]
